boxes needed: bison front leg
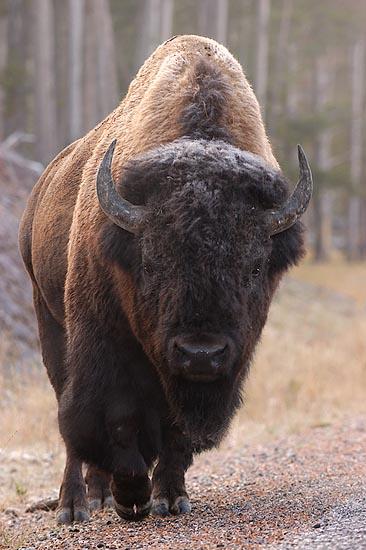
[110,443,152,521]
[107,404,153,521]
[56,447,89,524]
[151,426,193,516]
[85,465,113,511]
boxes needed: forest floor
[1,262,366,549]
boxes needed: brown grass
[0,365,63,511]
[234,277,366,443]
[293,257,366,304]
[0,366,58,452]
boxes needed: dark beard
[168,374,244,453]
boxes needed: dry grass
[292,257,366,304]
[234,278,366,443]
[0,366,58,452]
[1,261,366,463]
[0,366,63,512]
[0,523,29,550]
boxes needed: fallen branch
[0,132,44,177]
[26,497,59,513]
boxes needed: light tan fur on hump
[68,35,278,259]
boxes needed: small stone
[5,508,19,516]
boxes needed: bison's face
[139,177,274,383]
[98,139,311,385]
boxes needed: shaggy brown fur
[20,34,278,325]
[19,35,303,524]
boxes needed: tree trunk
[359,198,366,258]
[313,189,334,262]
[347,36,365,260]
[216,0,228,44]
[286,42,298,118]
[347,196,361,260]
[135,0,175,70]
[283,41,299,162]
[0,8,7,139]
[54,1,69,149]
[161,0,174,41]
[33,0,58,164]
[93,0,119,119]
[69,0,85,141]
[313,56,333,262]
[269,0,293,130]
[83,1,99,131]
[198,0,228,44]
[83,0,119,130]
[136,0,161,69]
[4,0,29,136]
[238,4,253,72]
[255,0,271,119]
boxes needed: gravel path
[1,419,365,549]
[270,494,366,549]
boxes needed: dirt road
[2,419,366,549]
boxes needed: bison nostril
[170,336,232,380]
[173,339,229,361]
[213,344,227,356]
[173,341,190,359]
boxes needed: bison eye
[243,263,262,287]
[143,262,154,275]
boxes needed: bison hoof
[103,495,114,508]
[88,498,101,512]
[56,505,90,524]
[151,495,191,517]
[171,495,191,515]
[114,498,152,521]
[151,497,169,517]
[88,495,114,512]
[86,467,112,513]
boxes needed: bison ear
[268,145,313,235]
[96,140,147,234]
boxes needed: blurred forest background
[0,1,366,454]
[1,0,366,261]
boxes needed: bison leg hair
[56,448,89,524]
[109,435,152,521]
[151,426,193,516]
[59,325,159,522]
[31,286,91,524]
[31,284,67,398]
[85,465,113,511]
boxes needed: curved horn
[96,139,146,234]
[269,145,313,236]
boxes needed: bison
[19,35,312,523]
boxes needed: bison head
[97,138,312,444]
